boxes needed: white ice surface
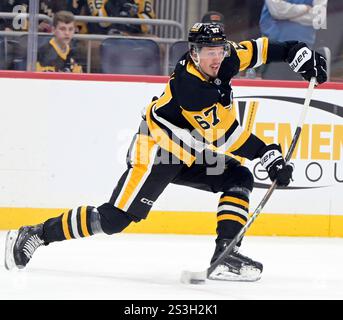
[0,232,342,300]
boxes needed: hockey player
[5,23,327,281]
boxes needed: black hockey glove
[260,144,293,187]
[287,42,327,84]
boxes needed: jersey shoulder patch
[227,41,246,51]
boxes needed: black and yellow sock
[216,191,249,243]
[42,206,101,243]
[41,203,134,243]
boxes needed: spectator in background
[68,0,155,73]
[0,2,85,71]
[259,0,328,80]
[69,0,155,35]
[0,1,16,31]
[36,10,82,73]
[1,0,69,32]
[201,11,225,30]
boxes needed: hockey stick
[181,77,317,284]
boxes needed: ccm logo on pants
[140,198,154,206]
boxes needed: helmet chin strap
[190,50,200,67]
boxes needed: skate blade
[4,230,19,271]
[208,265,262,282]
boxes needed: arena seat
[100,38,161,75]
[13,35,54,70]
[168,40,188,74]
[0,36,6,70]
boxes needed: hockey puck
[180,270,206,285]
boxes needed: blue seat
[13,35,56,70]
[168,40,188,74]
[100,38,161,75]
[0,36,6,70]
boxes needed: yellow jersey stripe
[186,62,207,81]
[237,37,268,71]
[146,103,196,166]
[226,130,250,153]
[117,164,148,210]
[237,40,254,71]
[116,135,153,210]
[154,82,173,111]
[116,134,161,211]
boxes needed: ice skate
[4,224,46,270]
[209,239,263,282]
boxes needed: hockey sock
[216,190,250,245]
[42,204,134,243]
[42,206,103,243]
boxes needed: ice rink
[0,231,342,300]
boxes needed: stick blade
[180,270,207,285]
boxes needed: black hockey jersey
[144,37,286,166]
[36,38,83,73]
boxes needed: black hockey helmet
[188,22,227,48]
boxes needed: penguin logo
[214,78,221,85]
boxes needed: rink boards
[0,72,342,236]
